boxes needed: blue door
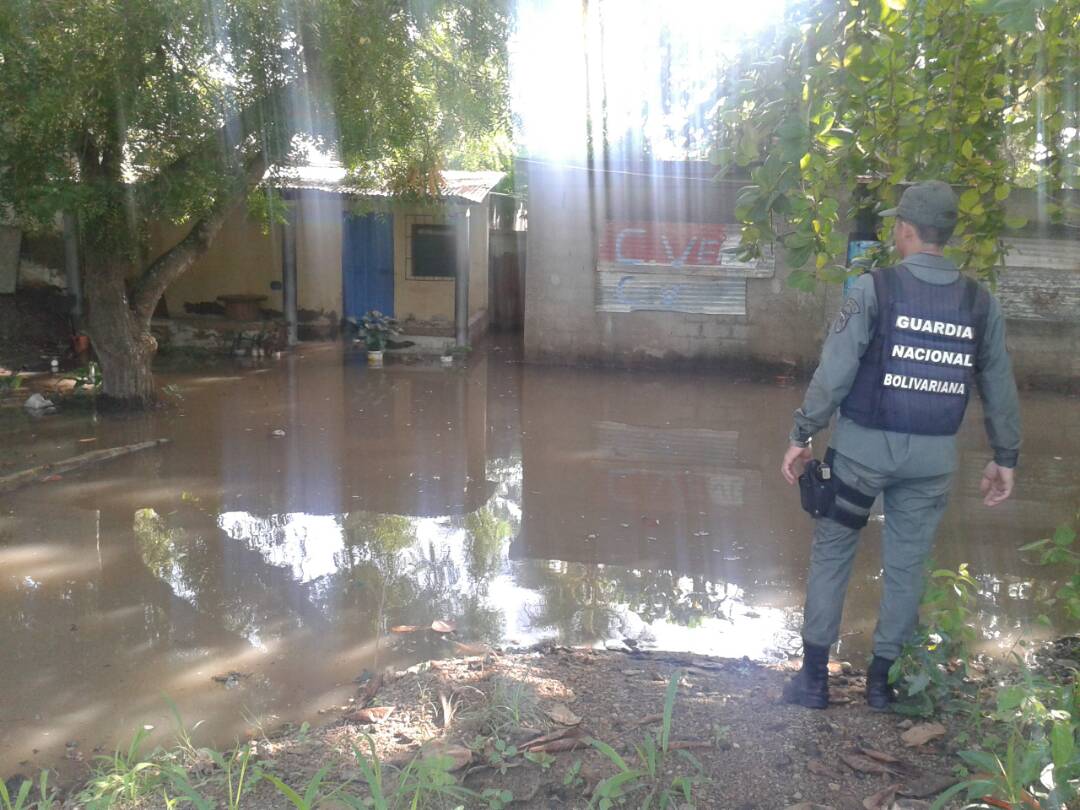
[342,213,394,320]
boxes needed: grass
[8,671,703,810]
[587,670,702,809]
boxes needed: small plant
[260,765,334,810]
[63,362,102,392]
[1020,514,1080,622]
[350,735,482,809]
[485,738,519,775]
[357,311,399,352]
[588,670,702,809]
[0,771,54,810]
[464,677,542,737]
[79,726,163,808]
[891,563,981,717]
[0,373,24,393]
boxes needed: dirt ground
[200,645,964,810]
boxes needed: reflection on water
[0,340,1077,775]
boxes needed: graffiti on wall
[596,221,774,315]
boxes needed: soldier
[779,180,1021,710]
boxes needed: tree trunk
[84,255,158,408]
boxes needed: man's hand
[980,461,1015,507]
[781,444,814,485]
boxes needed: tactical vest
[840,264,990,436]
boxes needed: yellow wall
[151,192,489,330]
[393,206,454,323]
[391,200,490,325]
[151,205,282,318]
[294,191,344,316]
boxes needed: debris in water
[211,671,252,689]
[270,429,286,437]
[23,393,55,412]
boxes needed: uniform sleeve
[790,274,877,445]
[975,296,1021,468]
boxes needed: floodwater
[1,339,1077,777]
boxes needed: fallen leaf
[522,726,584,753]
[390,625,418,634]
[862,783,901,809]
[691,659,726,671]
[841,752,899,776]
[547,703,582,726]
[78,438,97,443]
[900,722,946,747]
[42,474,62,482]
[635,713,664,726]
[453,641,491,656]
[345,706,395,724]
[422,742,472,771]
[858,747,903,764]
[430,619,456,634]
[357,673,384,707]
[807,759,843,780]
[528,736,587,754]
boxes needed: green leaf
[959,189,981,212]
[1004,215,1028,230]
[1051,721,1075,770]
[961,139,974,159]
[907,670,932,696]
[1053,525,1077,548]
[958,749,1001,775]
[589,739,632,773]
[883,0,907,10]
[1018,538,1050,552]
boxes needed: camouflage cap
[879,180,959,229]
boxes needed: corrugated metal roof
[270,163,505,204]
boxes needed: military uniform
[791,250,1020,660]
[784,181,1021,709]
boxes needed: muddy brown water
[1,339,1077,778]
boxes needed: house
[150,158,505,351]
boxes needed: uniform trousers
[801,449,954,660]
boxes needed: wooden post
[282,201,299,347]
[454,206,471,347]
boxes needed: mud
[0,338,1076,778]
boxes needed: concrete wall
[523,159,1080,388]
[522,159,830,371]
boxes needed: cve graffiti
[598,221,731,267]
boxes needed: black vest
[840,265,990,436]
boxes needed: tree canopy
[0,0,511,403]
[710,0,1080,285]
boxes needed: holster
[798,449,876,529]
[799,459,835,519]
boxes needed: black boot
[783,642,830,709]
[866,655,896,711]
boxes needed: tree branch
[132,151,268,325]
